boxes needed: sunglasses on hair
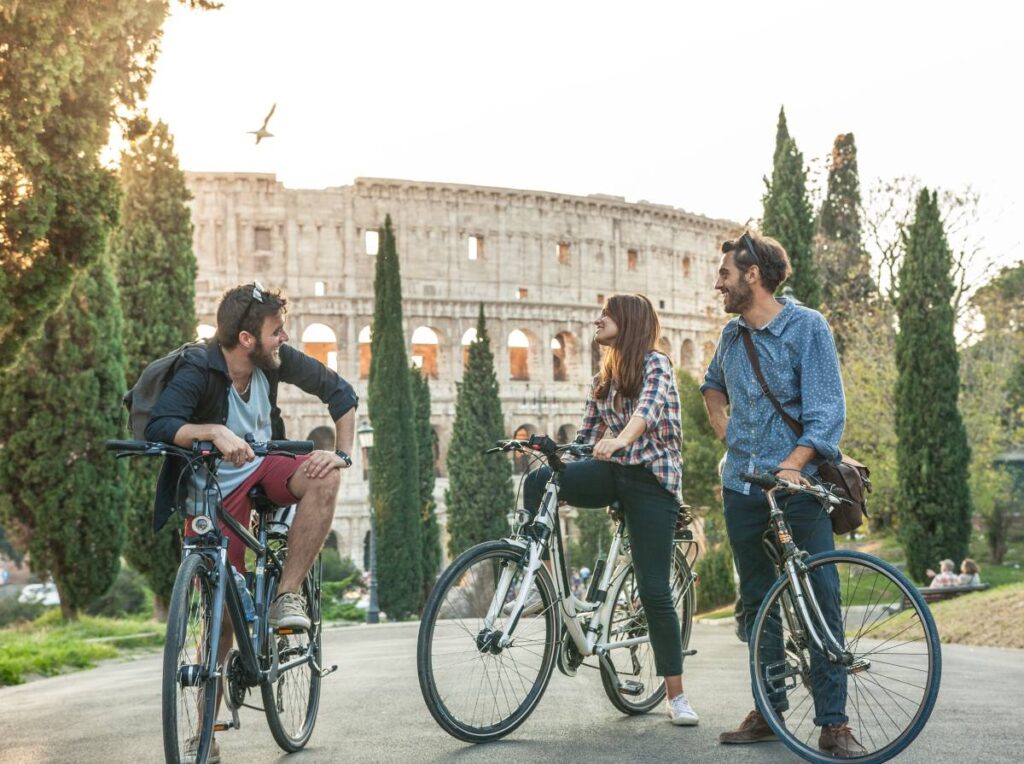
[740,233,761,267]
[237,281,266,332]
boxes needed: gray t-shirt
[192,369,272,508]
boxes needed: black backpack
[123,341,207,440]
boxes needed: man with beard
[700,235,864,758]
[147,282,357,631]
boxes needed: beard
[723,279,754,314]
[249,338,282,370]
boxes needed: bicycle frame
[488,470,694,687]
[762,485,851,666]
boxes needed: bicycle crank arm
[318,663,338,678]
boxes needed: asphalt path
[1,620,1020,763]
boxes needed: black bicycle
[107,437,348,764]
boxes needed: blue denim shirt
[700,299,845,495]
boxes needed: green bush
[86,565,149,618]
[696,541,736,613]
[322,601,365,622]
[321,547,363,586]
[0,597,45,628]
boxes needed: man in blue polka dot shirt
[701,232,865,758]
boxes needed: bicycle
[107,437,349,764]
[740,470,942,764]
[416,436,699,743]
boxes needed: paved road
[1,621,1020,763]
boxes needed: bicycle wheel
[600,547,695,713]
[417,540,559,743]
[262,556,322,752]
[162,553,217,764]
[750,550,941,764]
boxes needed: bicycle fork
[783,557,850,666]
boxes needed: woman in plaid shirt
[523,293,698,727]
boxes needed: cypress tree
[762,108,821,308]
[0,251,130,620]
[410,366,442,606]
[676,370,725,513]
[894,190,973,581]
[111,122,197,620]
[446,306,514,557]
[0,1,167,370]
[815,134,875,355]
[366,216,422,620]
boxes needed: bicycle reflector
[192,515,213,534]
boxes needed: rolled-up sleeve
[633,354,672,428]
[145,360,206,444]
[700,334,728,397]
[795,315,845,461]
[279,345,358,420]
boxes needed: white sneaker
[667,693,699,726]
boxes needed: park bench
[901,583,990,611]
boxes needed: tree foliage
[677,369,725,513]
[445,306,514,557]
[567,508,613,574]
[110,121,196,618]
[410,366,441,606]
[0,254,129,619]
[894,190,973,581]
[762,107,820,308]
[366,216,422,620]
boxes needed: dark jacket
[145,340,358,531]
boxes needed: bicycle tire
[750,550,941,764]
[600,547,695,714]
[417,540,559,743]
[262,556,322,752]
[162,553,218,764]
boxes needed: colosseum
[185,173,737,567]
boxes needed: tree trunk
[152,593,169,623]
[56,582,78,621]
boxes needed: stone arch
[656,336,673,363]
[551,330,579,382]
[508,328,539,381]
[556,423,577,444]
[680,338,695,371]
[512,422,538,473]
[196,323,216,341]
[358,325,372,379]
[702,340,717,369]
[461,327,477,369]
[302,322,338,370]
[306,425,336,451]
[411,325,443,379]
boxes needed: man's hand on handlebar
[213,426,255,468]
[304,449,350,479]
[776,466,811,489]
[593,436,628,461]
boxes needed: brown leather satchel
[738,327,871,534]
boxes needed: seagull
[248,103,276,145]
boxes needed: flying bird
[248,103,276,145]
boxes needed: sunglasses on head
[237,281,265,333]
[739,233,761,267]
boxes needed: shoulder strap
[738,326,803,437]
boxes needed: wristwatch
[335,450,352,467]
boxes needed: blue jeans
[724,487,847,726]
[525,460,683,677]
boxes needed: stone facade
[185,173,737,567]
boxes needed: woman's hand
[594,436,628,461]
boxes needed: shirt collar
[725,298,797,338]
[207,339,229,375]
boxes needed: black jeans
[524,460,683,677]
[724,487,847,726]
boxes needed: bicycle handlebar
[106,438,334,460]
[740,470,847,505]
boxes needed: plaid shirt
[576,351,682,499]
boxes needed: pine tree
[111,121,197,620]
[0,1,168,370]
[676,370,725,513]
[446,306,514,557]
[410,366,441,606]
[762,108,821,308]
[894,190,973,582]
[0,253,130,620]
[366,216,422,620]
[815,134,875,355]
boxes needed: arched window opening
[680,339,695,370]
[461,328,477,368]
[512,424,537,473]
[556,424,577,445]
[656,336,673,364]
[509,329,530,381]
[358,325,372,379]
[302,323,338,370]
[411,326,440,379]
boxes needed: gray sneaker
[184,735,220,763]
[269,592,310,630]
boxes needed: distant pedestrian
[957,558,981,586]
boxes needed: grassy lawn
[0,609,165,687]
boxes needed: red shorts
[185,454,308,572]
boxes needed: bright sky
[140,0,1022,284]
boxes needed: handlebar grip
[265,440,315,455]
[741,471,778,489]
[105,440,151,452]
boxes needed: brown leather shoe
[718,709,778,744]
[819,723,868,758]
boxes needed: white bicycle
[416,437,698,742]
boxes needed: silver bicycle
[416,437,698,742]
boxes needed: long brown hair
[594,294,663,403]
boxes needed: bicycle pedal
[618,680,645,696]
[275,627,301,635]
[213,721,238,732]
[682,649,698,656]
